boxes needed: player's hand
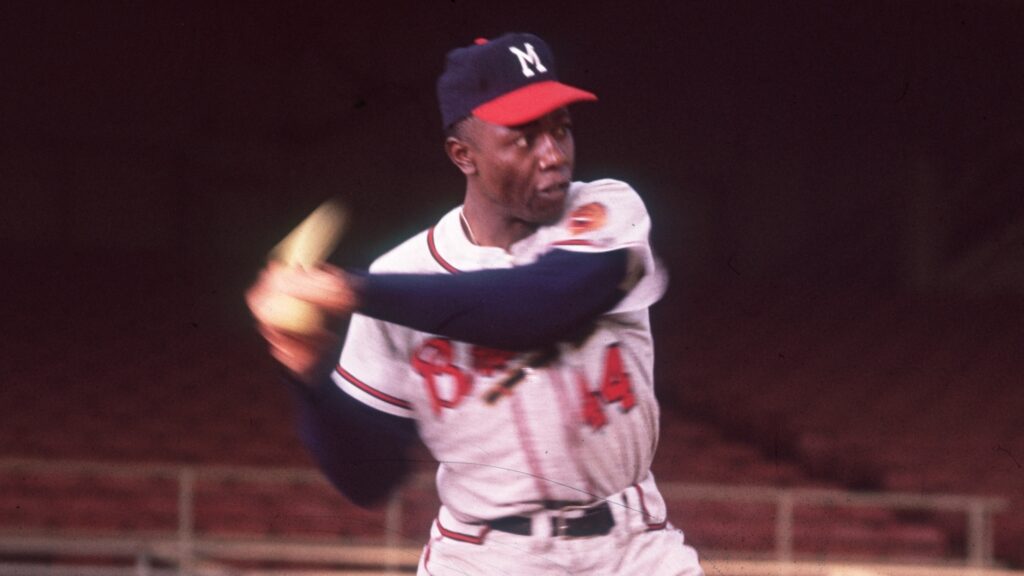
[245,262,359,383]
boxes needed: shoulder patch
[567,202,607,235]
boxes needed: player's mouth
[536,181,570,199]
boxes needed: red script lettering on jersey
[412,338,474,416]
[471,346,517,377]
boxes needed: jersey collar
[428,206,516,273]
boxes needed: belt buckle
[550,502,590,538]
[551,513,571,538]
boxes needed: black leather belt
[487,501,614,537]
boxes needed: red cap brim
[472,80,598,126]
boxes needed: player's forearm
[285,373,416,508]
[350,248,631,350]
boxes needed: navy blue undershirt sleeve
[284,251,629,506]
[285,372,417,508]
[352,248,630,351]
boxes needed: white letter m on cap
[509,43,548,78]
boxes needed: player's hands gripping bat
[251,199,351,335]
[245,199,357,382]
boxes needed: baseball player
[247,32,703,575]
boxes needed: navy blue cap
[437,33,597,129]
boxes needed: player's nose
[536,133,568,171]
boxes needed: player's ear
[445,136,477,176]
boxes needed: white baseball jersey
[333,178,669,524]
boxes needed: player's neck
[460,197,537,251]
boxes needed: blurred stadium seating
[666,283,1024,565]
[1,254,1020,569]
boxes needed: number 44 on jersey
[579,343,635,430]
[411,339,636,427]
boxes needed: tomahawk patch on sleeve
[549,179,668,313]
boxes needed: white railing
[660,483,1009,567]
[0,458,1011,574]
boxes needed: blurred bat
[260,198,349,334]
[269,198,349,268]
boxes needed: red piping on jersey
[435,517,489,545]
[427,226,462,274]
[632,483,668,531]
[550,239,596,247]
[336,365,413,410]
[510,394,552,500]
[422,542,435,575]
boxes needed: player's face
[468,109,576,225]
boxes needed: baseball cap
[437,32,598,129]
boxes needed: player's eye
[514,134,530,148]
[552,124,572,139]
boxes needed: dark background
[3,0,1024,563]
[2,1,1021,424]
